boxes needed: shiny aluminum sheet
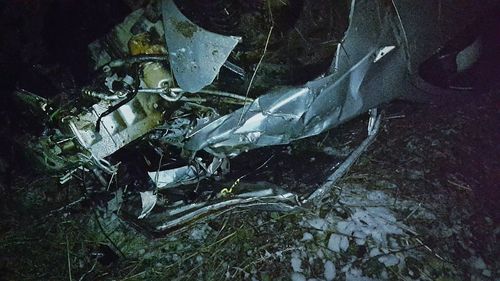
[153,0,491,188]
[183,0,406,157]
[162,0,240,93]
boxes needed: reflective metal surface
[67,92,164,159]
[161,0,241,93]
[182,0,405,158]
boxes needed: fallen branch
[305,110,382,204]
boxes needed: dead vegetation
[0,89,498,280]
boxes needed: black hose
[104,55,169,70]
[95,64,142,132]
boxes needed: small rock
[324,260,336,281]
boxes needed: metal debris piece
[183,0,405,157]
[161,0,241,93]
[148,157,228,189]
[20,0,497,236]
[138,191,157,219]
[88,9,166,68]
[148,165,199,189]
[222,60,246,78]
[374,46,396,63]
[145,110,382,233]
[67,92,164,159]
[153,189,299,232]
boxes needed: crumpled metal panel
[183,0,406,157]
[152,0,488,188]
[148,165,199,188]
[148,157,227,189]
[161,0,240,93]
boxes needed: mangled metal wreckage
[19,0,490,233]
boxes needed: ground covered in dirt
[0,86,498,281]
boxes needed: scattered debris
[1,0,499,280]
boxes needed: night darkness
[0,1,499,280]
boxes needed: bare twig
[385,114,406,120]
[66,235,73,281]
[447,179,472,191]
[106,172,115,191]
[404,203,422,221]
[205,231,237,249]
[414,237,448,262]
[92,210,126,258]
[78,258,98,281]
[154,153,164,187]
[237,26,274,125]
[390,0,409,49]
[46,196,86,218]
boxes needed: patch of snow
[380,269,389,279]
[189,224,212,242]
[482,269,491,277]
[471,256,487,269]
[324,260,336,281]
[336,207,403,248]
[389,237,400,249]
[316,249,324,259]
[369,248,381,257]
[291,272,306,281]
[301,232,314,241]
[291,252,303,272]
[366,191,389,203]
[275,250,284,259]
[308,256,314,264]
[345,268,376,281]
[327,234,349,252]
[378,254,399,267]
[355,237,366,245]
[375,180,398,189]
[322,146,351,157]
[305,217,329,231]
[172,254,180,262]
